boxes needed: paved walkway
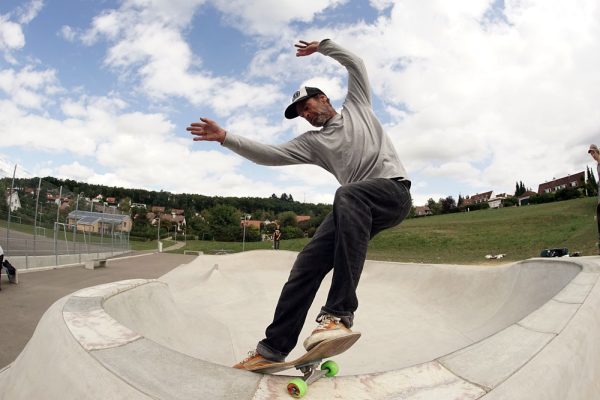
[0,251,196,369]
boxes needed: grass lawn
[166,197,598,265]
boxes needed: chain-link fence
[0,164,131,270]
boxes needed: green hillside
[368,196,597,264]
[177,197,598,265]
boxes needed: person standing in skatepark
[187,39,412,369]
[273,228,281,250]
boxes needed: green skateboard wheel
[287,378,308,398]
[321,360,339,377]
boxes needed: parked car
[540,248,569,257]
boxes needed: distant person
[0,244,17,287]
[273,228,281,250]
[188,39,411,369]
[588,144,600,254]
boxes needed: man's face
[296,95,331,127]
[590,150,600,162]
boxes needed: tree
[277,211,298,228]
[586,166,598,197]
[118,197,132,213]
[203,204,242,241]
[514,181,526,197]
[427,198,441,215]
[440,196,457,214]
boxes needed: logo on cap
[292,91,301,101]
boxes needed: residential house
[67,210,132,233]
[415,205,432,217]
[161,213,186,232]
[518,191,538,206]
[488,193,508,209]
[5,190,21,212]
[151,206,166,214]
[296,215,311,223]
[462,191,493,207]
[537,172,585,194]
[241,219,262,230]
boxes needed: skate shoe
[233,350,277,370]
[303,313,353,351]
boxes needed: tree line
[0,176,332,242]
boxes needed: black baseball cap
[284,86,325,119]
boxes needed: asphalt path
[0,251,196,369]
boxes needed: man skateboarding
[187,39,411,369]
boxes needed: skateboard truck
[286,359,339,398]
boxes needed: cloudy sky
[1,0,599,206]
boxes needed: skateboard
[250,332,361,398]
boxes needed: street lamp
[241,214,251,252]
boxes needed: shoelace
[315,314,340,329]
[240,350,259,363]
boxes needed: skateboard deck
[249,332,361,398]
[250,332,361,374]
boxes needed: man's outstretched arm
[187,117,314,167]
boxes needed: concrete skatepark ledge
[0,251,599,399]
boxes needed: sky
[0,0,599,207]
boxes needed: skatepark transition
[1,250,599,399]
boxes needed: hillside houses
[538,172,585,194]
[417,171,587,215]
[462,191,493,207]
[146,207,187,231]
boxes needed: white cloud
[0,15,25,52]
[16,0,44,24]
[59,25,76,42]
[0,66,60,109]
[212,0,347,36]
[0,1,43,60]
[284,0,600,200]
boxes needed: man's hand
[187,117,227,144]
[295,40,319,57]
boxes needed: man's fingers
[199,117,215,125]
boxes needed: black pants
[257,178,412,360]
[2,258,16,276]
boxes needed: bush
[501,197,518,207]
[240,227,261,242]
[555,187,582,202]
[529,192,555,204]
[213,225,242,241]
[281,226,304,239]
[460,202,490,212]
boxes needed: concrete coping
[55,257,600,399]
